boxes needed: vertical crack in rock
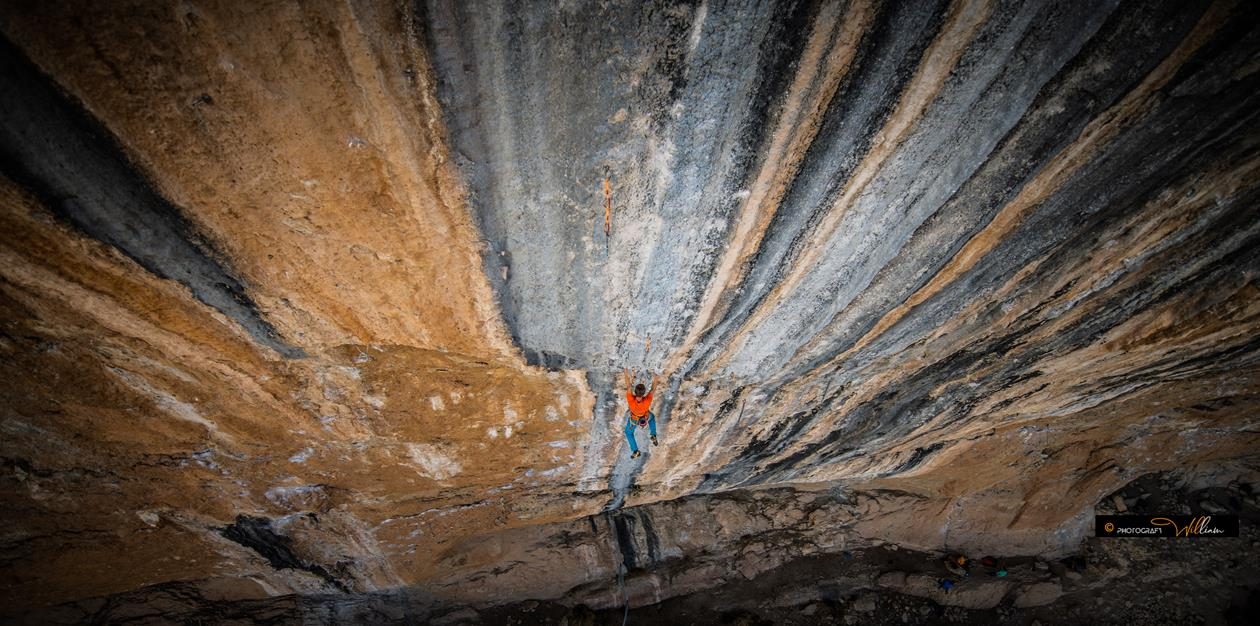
[638,508,661,565]
[0,36,303,358]
[608,511,637,572]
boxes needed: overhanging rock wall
[1,0,1259,615]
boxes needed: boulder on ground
[1013,582,1063,608]
[897,574,1010,609]
[876,571,907,589]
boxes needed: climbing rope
[618,561,629,625]
[603,177,613,255]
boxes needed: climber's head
[634,383,647,398]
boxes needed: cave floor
[478,474,1260,626]
[9,471,1258,625]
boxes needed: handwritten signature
[1150,516,1225,536]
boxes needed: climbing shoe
[651,435,658,446]
[631,450,641,459]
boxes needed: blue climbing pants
[624,411,656,453]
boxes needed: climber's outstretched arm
[622,368,634,392]
[649,373,659,395]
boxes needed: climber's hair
[635,383,646,397]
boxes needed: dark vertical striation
[609,511,637,571]
[426,0,823,372]
[740,9,1260,482]
[698,0,1222,481]
[638,508,661,565]
[628,0,821,359]
[681,0,953,377]
[770,0,1214,388]
[0,36,302,358]
[707,0,1122,380]
[341,0,1260,541]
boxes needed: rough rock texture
[0,0,598,610]
[2,0,1259,618]
[13,464,1259,624]
[426,0,1260,535]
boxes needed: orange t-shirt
[626,390,653,418]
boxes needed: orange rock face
[0,172,597,606]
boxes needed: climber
[622,368,658,459]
